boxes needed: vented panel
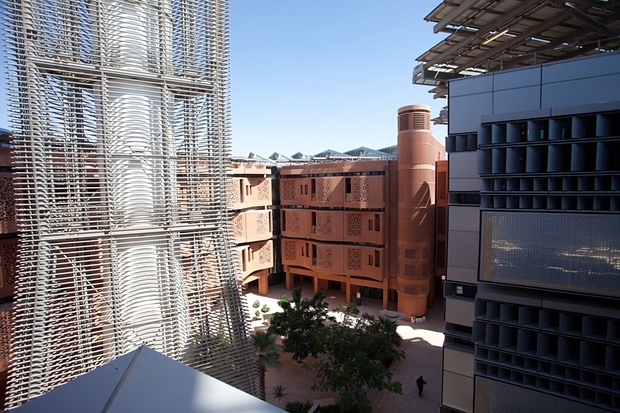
[480,211,620,297]
[0,304,12,372]
[2,0,258,408]
[397,106,431,132]
[475,377,609,413]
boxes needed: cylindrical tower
[396,105,438,319]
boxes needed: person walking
[416,375,427,398]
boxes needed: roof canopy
[10,346,285,413]
[415,0,620,98]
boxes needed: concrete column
[285,268,294,290]
[258,270,268,295]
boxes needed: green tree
[269,290,404,412]
[268,288,334,362]
[309,305,404,413]
[252,330,283,400]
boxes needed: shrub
[284,400,312,413]
[272,384,287,401]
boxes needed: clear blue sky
[0,1,448,156]
[229,1,448,156]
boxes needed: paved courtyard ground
[246,282,445,413]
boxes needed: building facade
[280,159,393,307]
[229,164,277,294]
[0,129,16,408]
[278,105,446,319]
[2,0,257,409]
[441,51,620,413]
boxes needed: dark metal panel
[494,86,542,115]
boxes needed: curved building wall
[397,105,445,318]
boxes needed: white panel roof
[11,346,285,413]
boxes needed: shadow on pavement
[245,281,445,413]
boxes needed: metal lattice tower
[1,0,258,408]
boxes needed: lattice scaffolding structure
[1,0,259,408]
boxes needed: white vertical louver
[1,0,258,408]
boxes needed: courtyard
[245,282,445,412]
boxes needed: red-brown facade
[229,164,275,295]
[278,106,446,319]
[0,141,16,406]
[280,161,391,308]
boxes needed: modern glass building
[414,2,620,412]
[445,51,620,413]
[2,0,258,408]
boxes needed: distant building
[229,164,277,294]
[271,105,446,319]
[231,146,397,166]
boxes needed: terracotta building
[0,129,16,408]
[229,164,276,294]
[277,105,446,319]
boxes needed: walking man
[416,375,427,398]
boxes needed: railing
[485,36,620,72]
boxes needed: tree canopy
[268,288,334,362]
[268,288,404,413]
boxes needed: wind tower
[396,105,442,319]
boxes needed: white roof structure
[10,346,285,413]
[232,145,398,165]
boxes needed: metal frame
[2,0,258,408]
[415,0,620,98]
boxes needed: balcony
[0,302,13,372]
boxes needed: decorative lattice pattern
[347,213,362,236]
[257,179,271,201]
[352,177,369,202]
[0,307,13,371]
[232,214,245,238]
[258,242,272,265]
[284,240,297,261]
[347,248,362,271]
[282,180,296,201]
[3,0,259,408]
[316,179,332,202]
[256,212,270,235]
[317,246,333,269]
[286,211,300,232]
[316,213,332,235]
[1,241,17,286]
[0,176,15,223]
[228,178,241,205]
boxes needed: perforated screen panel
[475,377,608,413]
[2,0,258,408]
[480,211,620,297]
